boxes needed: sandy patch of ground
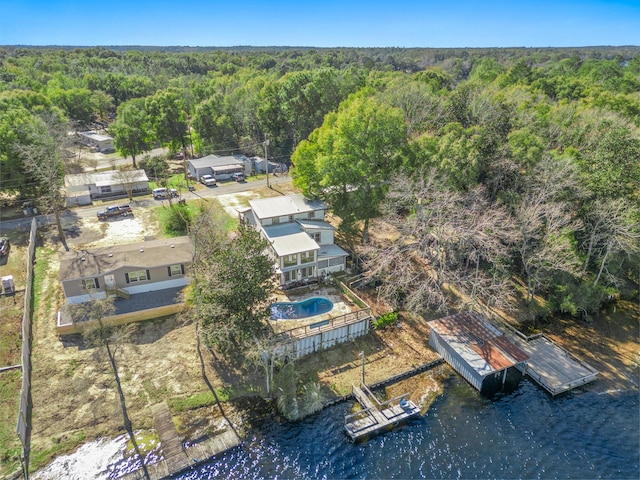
[216,191,261,217]
[66,212,160,249]
[216,181,297,217]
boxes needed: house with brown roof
[58,237,192,304]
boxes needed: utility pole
[263,135,270,188]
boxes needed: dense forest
[1,45,638,322]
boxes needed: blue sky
[1,0,638,47]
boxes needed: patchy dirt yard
[65,210,160,249]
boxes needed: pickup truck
[97,204,133,220]
[200,174,217,186]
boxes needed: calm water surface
[174,377,639,480]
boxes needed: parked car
[200,174,217,186]
[0,237,9,257]
[97,205,133,220]
[152,187,178,199]
[232,172,245,182]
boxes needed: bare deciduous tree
[364,171,518,315]
[113,167,143,202]
[18,111,70,250]
[580,198,640,287]
[513,157,583,302]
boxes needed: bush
[548,280,616,319]
[161,203,192,236]
[373,310,398,329]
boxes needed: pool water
[270,297,334,320]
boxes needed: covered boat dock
[428,312,529,395]
[428,312,599,396]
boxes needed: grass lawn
[151,198,238,237]
[0,234,29,476]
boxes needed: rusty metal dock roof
[428,312,529,377]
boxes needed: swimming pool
[270,297,334,320]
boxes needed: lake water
[171,376,639,480]
[35,375,639,480]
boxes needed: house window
[300,251,314,264]
[126,270,149,283]
[300,267,314,278]
[82,278,99,290]
[283,254,297,267]
[308,211,316,219]
[318,260,329,269]
[100,185,112,194]
[168,264,184,276]
[310,232,321,242]
[272,217,280,225]
[288,215,294,222]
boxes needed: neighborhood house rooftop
[189,154,247,169]
[59,237,192,281]
[249,194,326,220]
[64,170,149,188]
[80,131,112,142]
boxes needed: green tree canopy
[292,89,407,241]
[110,98,154,168]
[192,219,275,353]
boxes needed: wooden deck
[117,402,241,480]
[507,333,598,395]
[184,429,241,464]
[344,384,420,442]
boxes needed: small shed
[428,312,529,395]
[251,156,287,174]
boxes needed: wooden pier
[118,402,241,480]
[344,383,420,442]
[507,333,599,395]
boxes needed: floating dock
[344,383,420,442]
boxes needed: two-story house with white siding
[241,194,348,287]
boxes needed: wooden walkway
[118,402,241,480]
[152,402,192,475]
[507,333,598,395]
[344,384,420,442]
